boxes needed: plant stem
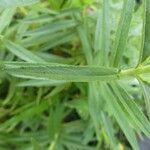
[120,64,150,78]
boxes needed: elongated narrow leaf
[4,40,45,63]
[21,20,77,37]
[88,83,103,140]
[22,8,80,24]
[138,0,146,64]
[110,0,135,67]
[101,112,117,150]
[1,62,119,82]
[101,83,139,150]
[17,79,66,87]
[21,30,76,48]
[111,82,150,138]
[94,0,110,66]
[0,0,39,9]
[36,52,73,64]
[39,31,76,51]
[141,0,150,61]
[76,15,93,64]
[139,79,150,119]
[0,8,16,34]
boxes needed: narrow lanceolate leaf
[138,0,146,64]
[94,0,110,66]
[40,32,76,51]
[141,0,150,61]
[21,30,76,48]
[139,79,150,119]
[21,20,77,37]
[0,8,16,34]
[4,40,45,63]
[110,0,135,67]
[111,82,150,138]
[101,83,139,150]
[101,112,117,150]
[17,79,67,87]
[0,0,39,9]
[77,25,93,64]
[88,83,103,141]
[1,62,119,82]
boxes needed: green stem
[120,64,150,78]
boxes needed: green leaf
[21,20,77,37]
[88,83,104,141]
[101,83,139,150]
[17,79,66,87]
[76,16,93,65]
[0,8,16,34]
[110,0,135,67]
[2,62,119,82]
[141,0,150,61]
[0,100,49,132]
[0,0,39,9]
[21,30,76,48]
[39,31,76,51]
[36,52,73,64]
[101,112,117,150]
[111,82,150,138]
[139,79,150,119]
[94,0,110,66]
[48,102,64,150]
[4,40,45,63]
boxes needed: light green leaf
[76,16,93,64]
[17,79,66,87]
[21,30,76,48]
[88,83,104,141]
[4,40,45,63]
[139,79,150,119]
[0,0,39,9]
[21,20,77,37]
[111,82,150,138]
[110,0,135,67]
[94,0,110,66]
[0,8,16,34]
[101,112,117,150]
[141,0,150,61]
[101,83,139,150]
[1,62,119,82]
[39,31,76,51]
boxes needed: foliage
[0,0,150,150]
